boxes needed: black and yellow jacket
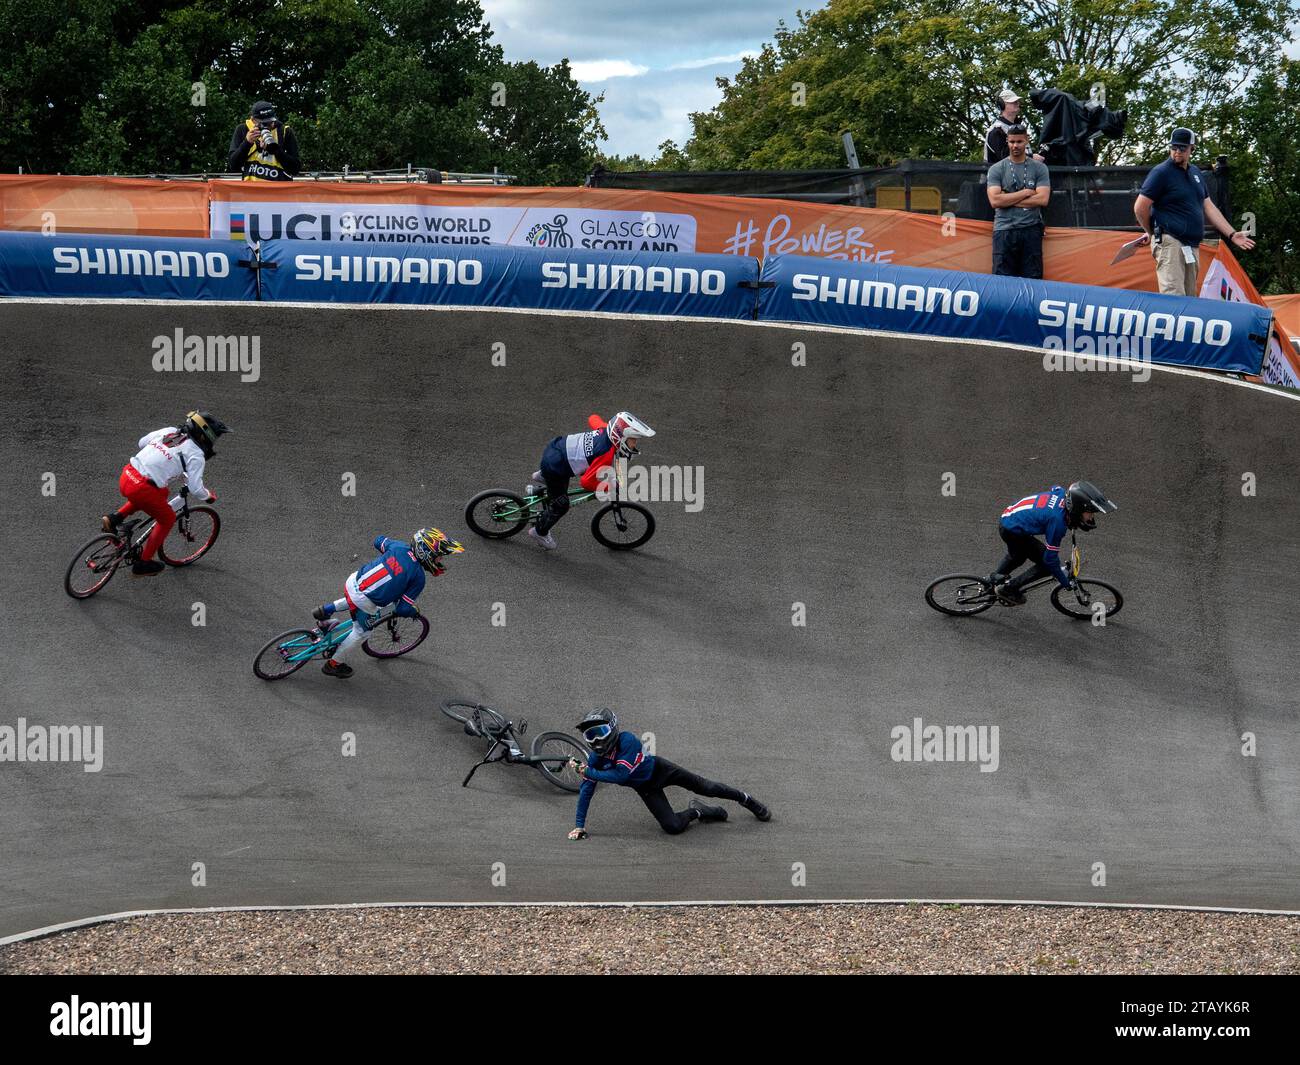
[227,118,301,181]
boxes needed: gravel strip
[4,905,1299,974]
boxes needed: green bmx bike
[464,473,655,550]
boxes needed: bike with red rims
[64,490,221,599]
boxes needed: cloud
[480,0,803,157]
[666,51,760,71]
[569,59,651,82]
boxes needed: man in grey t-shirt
[986,125,1051,278]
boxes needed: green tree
[0,0,604,181]
[0,0,118,173]
[477,60,606,184]
[683,0,1298,168]
[1213,57,1300,294]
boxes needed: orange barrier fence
[1264,294,1300,339]
[3,173,1296,382]
[0,176,208,238]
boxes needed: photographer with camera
[227,100,301,182]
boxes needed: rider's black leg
[1003,535,1050,591]
[534,472,571,536]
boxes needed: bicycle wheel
[924,574,996,617]
[253,628,321,681]
[465,489,532,538]
[362,614,430,658]
[1051,579,1123,620]
[64,534,126,599]
[160,506,221,566]
[591,502,655,550]
[440,700,509,736]
[531,732,591,793]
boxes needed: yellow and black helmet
[412,527,464,573]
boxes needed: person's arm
[1024,182,1050,208]
[182,449,214,501]
[1134,194,1155,236]
[581,735,642,784]
[227,124,250,172]
[581,759,634,784]
[273,126,301,175]
[393,568,424,617]
[985,126,1006,163]
[138,427,169,449]
[374,535,390,552]
[1203,196,1255,250]
[573,778,596,829]
[987,184,1036,209]
[1043,515,1071,587]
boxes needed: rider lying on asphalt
[566,708,770,838]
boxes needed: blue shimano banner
[760,254,1270,374]
[0,231,255,301]
[259,239,759,319]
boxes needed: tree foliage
[0,0,601,183]
[669,0,1299,289]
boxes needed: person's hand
[245,128,259,145]
[569,757,588,778]
[568,828,588,841]
[206,490,217,503]
[1135,234,1150,246]
[1230,231,1255,251]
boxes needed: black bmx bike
[440,700,591,792]
[64,490,220,599]
[925,536,1123,620]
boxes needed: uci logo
[242,212,330,240]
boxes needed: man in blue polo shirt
[1133,127,1254,296]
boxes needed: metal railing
[97,165,515,185]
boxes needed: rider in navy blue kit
[310,527,463,678]
[566,709,771,838]
[990,481,1116,604]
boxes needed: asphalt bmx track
[2,299,1298,941]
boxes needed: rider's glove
[206,490,217,503]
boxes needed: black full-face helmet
[1065,480,1117,531]
[576,708,619,754]
[185,410,231,456]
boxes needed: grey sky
[480,0,803,158]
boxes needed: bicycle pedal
[517,718,528,736]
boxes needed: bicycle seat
[464,722,479,737]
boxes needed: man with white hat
[984,89,1044,164]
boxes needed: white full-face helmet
[607,411,655,450]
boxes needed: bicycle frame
[460,709,577,787]
[276,610,400,665]
[1001,535,1084,597]
[498,457,635,521]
